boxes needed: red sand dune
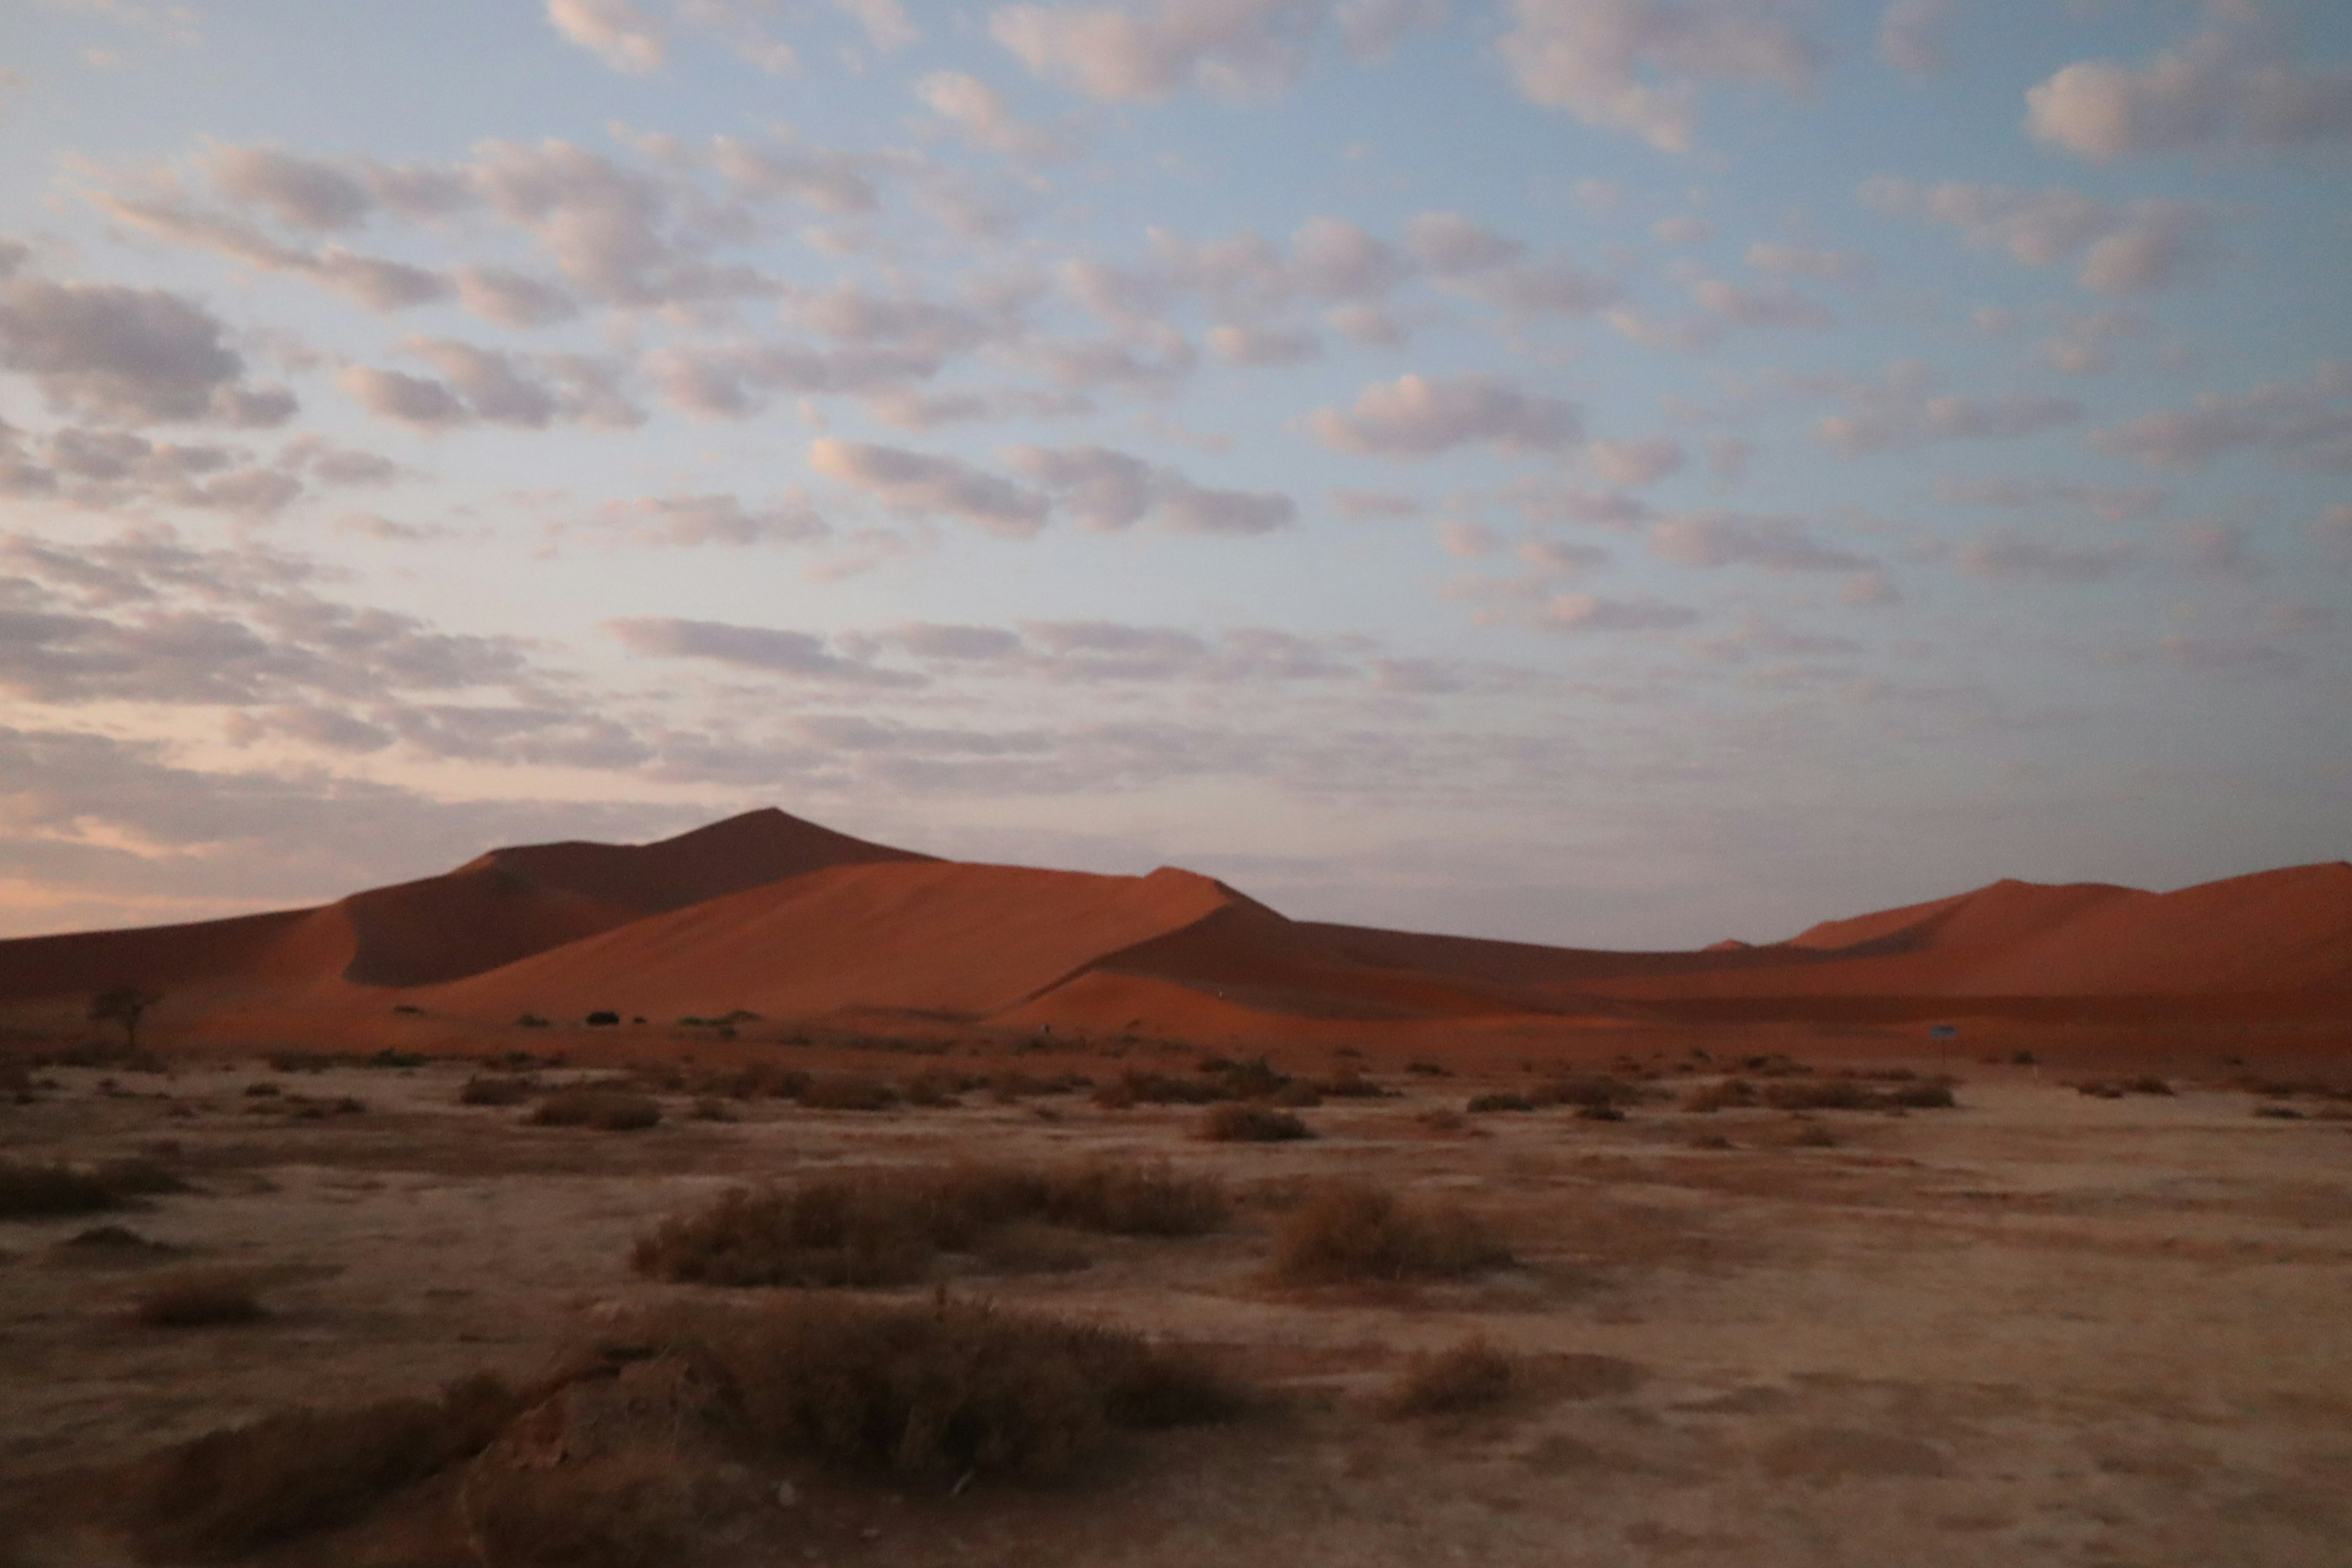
[0,807,2343,1050]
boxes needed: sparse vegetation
[680,1296,1245,1482]
[1466,1092,1535,1114]
[466,1451,699,1568]
[632,1161,1226,1288]
[135,1273,268,1329]
[460,1075,533,1106]
[1199,1104,1312,1142]
[1381,1338,1520,1418]
[89,984,163,1052]
[0,1156,181,1219]
[126,1374,523,1560]
[1267,1182,1512,1285]
[529,1090,662,1131]
[797,1075,899,1112]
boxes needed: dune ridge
[0,809,2343,1050]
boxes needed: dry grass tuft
[683,1296,1245,1482]
[797,1076,900,1112]
[1267,1182,1513,1286]
[1199,1104,1313,1142]
[460,1075,533,1106]
[632,1161,1227,1288]
[0,1159,120,1219]
[1792,1123,1840,1148]
[467,1452,698,1568]
[1381,1338,1520,1418]
[530,1090,662,1131]
[1531,1075,1648,1112]
[126,1374,523,1560]
[135,1272,268,1328]
[1466,1092,1535,1114]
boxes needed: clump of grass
[1887,1082,1956,1109]
[1199,1104,1312,1142]
[1681,1079,1760,1113]
[1792,1123,1840,1148]
[1762,1079,1877,1112]
[1313,1071,1392,1099]
[2125,1076,2176,1096]
[530,1090,662,1131]
[0,1158,179,1219]
[797,1076,899,1112]
[126,1374,523,1560]
[632,1162,1227,1289]
[1381,1338,1520,1418]
[1465,1092,1534,1114]
[460,1075,532,1107]
[135,1272,269,1328]
[1530,1075,1646,1112]
[466,1451,698,1568]
[1266,1183,1512,1286]
[901,1073,966,1109]
[683,1297,1244,1483]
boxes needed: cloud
[453,266,580,328]
[2026,24,2352,163]
[832,0,918,51]
[2089,363,2352,473]
[546,0,666,74]
[916,70,1077,163]
[1936,476,2165,521]
[989,0,1433,103]
[1207,323,1320,365]
[605,616,920,683]
[1005,444,1296,534]
[1588,435,1683,487]
[0,276,294,428]
[1744,241,1874,285]
[202,145,372,230]
[1877,0,1953,79]
[1649,511,1874,573]
[1540,593,1700,633]
[809,438,1050,537]
[2179,521,2264,581]
[1330,488,1419,518]
[584,491,830,546]
[1403,213,1523,274]
[1859,178,2212,295]
[1952,530,2142,584]
[1312,372,1583,459]
[1496,0,1822,153]
[2314,503,2352,557]
[1815,361,2084,454]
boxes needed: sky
[0,0,2346,949]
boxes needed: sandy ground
[2,1037,2349,1567]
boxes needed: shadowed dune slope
[415,860,1248,1022]
[0,809,924,1004]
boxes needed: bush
[1466,1092,1534,1114]
[466,1452,696,1568]
[2125,1076,2175,1096]
[136,1273,269,1328]
[797,1076,899,1112]
[461,1075,532,1107]
[1887,1082,1956,1109]
[530,1091,662,1131]
[127,1374,523,1559]
[1314,1071,1392,1099]
[631,1162,1226,1289]
[1763,1079,1877,1112]
[517,1014,552,1028]
[1381,1338,1519,1418]
[683,1297,1243,1483]
[1531,1075,1643,1111]
[0,1159,124,1219]
[1267,1183,1512,1285]
[1682,1079,1760,1112]
[1793,1123,1839,1148]
[1199,1104,1311,1142]
[585,1011,622,1028]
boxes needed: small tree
[90,986,164,1052]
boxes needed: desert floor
[2,1030,2348,1567]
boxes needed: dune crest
[0,810,2343,1049]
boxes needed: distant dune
[0,807,2343,1049]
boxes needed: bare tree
[89,985,164,1052]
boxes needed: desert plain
[1,809,2347,1567]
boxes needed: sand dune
[0,807,2343,1049]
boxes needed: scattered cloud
[809,438,1050,537]
[1496,0,1822,153]
[2089,363,2352,472]
[1311,372,1583,458]
[1860,178,2212,294]
[2027,22,2352,163]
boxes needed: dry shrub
[1530,1075,1645,1111]
[1682,1079,1760,1113]
[1093,1072,1221,1109]
[467,1452,697,1568]
[0,1159,121,1219]
[59,1223,177,1259]
[1793,1123,1839,1148]
[530,1091,662,1131]
[2125,1076,2176,1096]
[901,1073,966,1108]
[632,1162,1226,1288]
[1466,1092,1534,1114]
[1887,1082,1956,1109]
[1313,1071,1392,1099]
[1381,1338,1519,1418]
[461,1076,532,1107]
[684,1297,1243,1483]
[2076,1080,2125,1099]
[1199,1104,1311,1143]
[1267,1183,1512,1286]
[1763,1079,1877,1112]
[127,1374,522,1560]
[797,1076,899,1112]
[136,1272,268,1328]
[693,1063,809,1101]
